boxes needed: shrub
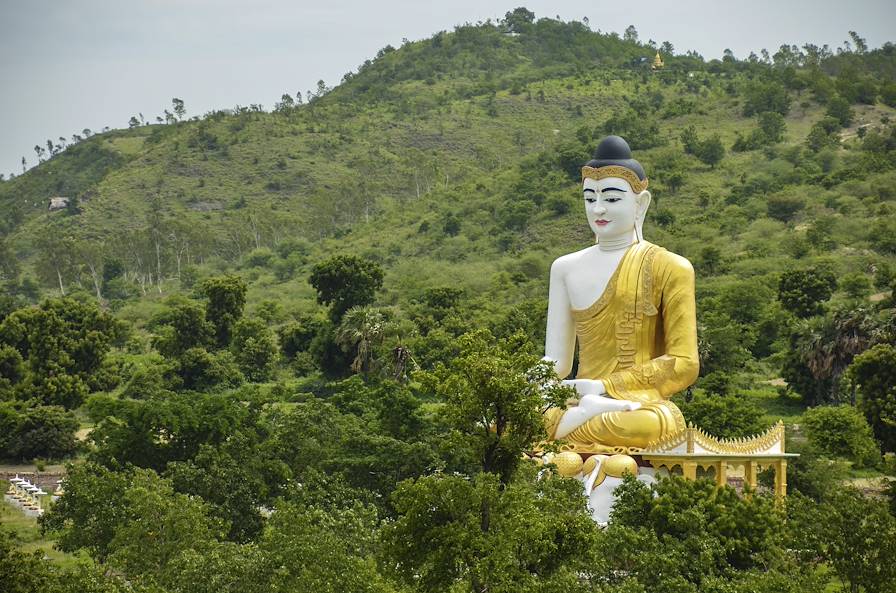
[673,392,768,439]
[766,193,805,222]
[850,344,896,452]
[825,95,853,128]
[802,405,880,467]
[245,247,275,268]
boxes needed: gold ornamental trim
[643,420,786,456]
[581,165,648,193]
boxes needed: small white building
[48,196,70,211]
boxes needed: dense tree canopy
[3,10,896,593]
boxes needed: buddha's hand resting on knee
[552,385,642,439]
[561,379,641,412]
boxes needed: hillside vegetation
[2,10,896,593]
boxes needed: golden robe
[546,241,699,451]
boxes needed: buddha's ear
[636,190,652,219]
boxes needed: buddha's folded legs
[546,401,684,449]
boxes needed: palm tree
[336,306,388,374]
[795,306,883,403]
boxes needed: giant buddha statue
[543,135,699,453]
[537,139,792,522]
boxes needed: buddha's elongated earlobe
[635,190,651,243]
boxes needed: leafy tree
[664,170,684,194]
[383,469,597,593]
[230,318,278,382]
[0,529,57,593]
[309,322,353,378]
[33,231,75,295]
[805,116,842,152]
[602,109,664,150]
[777,267,836,318]
[266,399,436,501]
[172,347,244,391]
[40,462,133,561]
[849,344,896,451]
[120,356,174,400]
[696,134,725,168]
[417,329,568,484]
[608,476,787,580]
[840,272,871,299]
[420,286,464,321]
[870,218,896,254]
[556,140,590,181]
[0,403,79,461]
[172,98,186,120]
[153,301,214,357]
[166,442,267,542]
[87,393,259,470]
[825,95,854,127]
[278,316,323,359]
[0,344,24,389]
[788,488,896,593]
[106,471,225,584]
[0,298,121,408]
[742,79,791,116]
[443,213,461,236]
[802,405,880,467]
[502,7,535,34]
[881,82,896,108]
[198,275,247,346]
[680,125,700,155]
[757,111,786,143]
[697,245,723,275]
[309,255,384,322]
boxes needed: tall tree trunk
[155,241,163,292]
[86,262,103,301]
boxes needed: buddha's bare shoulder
[550,245,600,276]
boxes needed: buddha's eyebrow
[601,187,625,193]
[583,188,596,194]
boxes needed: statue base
[531,421,797,523]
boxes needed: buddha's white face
[582,176,649,241]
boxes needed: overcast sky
[2,0,894,177]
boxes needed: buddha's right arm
[544,259,576,378]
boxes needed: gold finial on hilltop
[652,51,664,70]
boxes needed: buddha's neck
[597,231,636,252]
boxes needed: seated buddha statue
[543,135,699,452]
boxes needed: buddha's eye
[605,197,621,203]
[584,196,597,204]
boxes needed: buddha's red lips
[595,220,610,225]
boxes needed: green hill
[2,12,896,593]
[1,14,895,390]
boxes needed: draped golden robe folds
[546,241,699,451]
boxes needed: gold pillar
[683,461,697,480]
[744,461,758,492]
[774,460,787,498]
[715,461,727,487]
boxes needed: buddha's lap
[547,400,683,448]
